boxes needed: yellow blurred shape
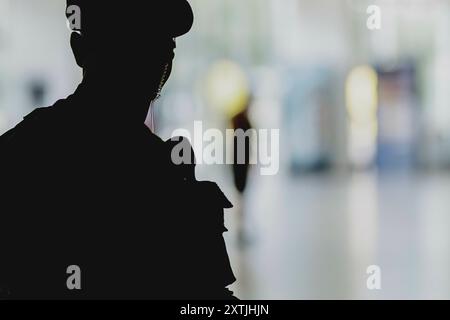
[205,60,250,118]
[346,65,379,167]
[346,65,379,125]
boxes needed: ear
[70,32,85,68]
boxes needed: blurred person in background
[0,0,236,299]
[231,95,253,245]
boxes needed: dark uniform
[0,87,236,299]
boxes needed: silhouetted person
[0,1,236,299]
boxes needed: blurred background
[1,0,450,299]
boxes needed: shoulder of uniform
[164,137,233,209]
[15,107,55,134]
[22,98,67,124]
[0,102,65,149]
[195,181,233,209]
[0,108,43,145]
[23,107,49,120]
[0,127,15,148]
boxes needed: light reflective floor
[222,170,450,300]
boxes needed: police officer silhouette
[0,1,236,299]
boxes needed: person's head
[66,1,193,102]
